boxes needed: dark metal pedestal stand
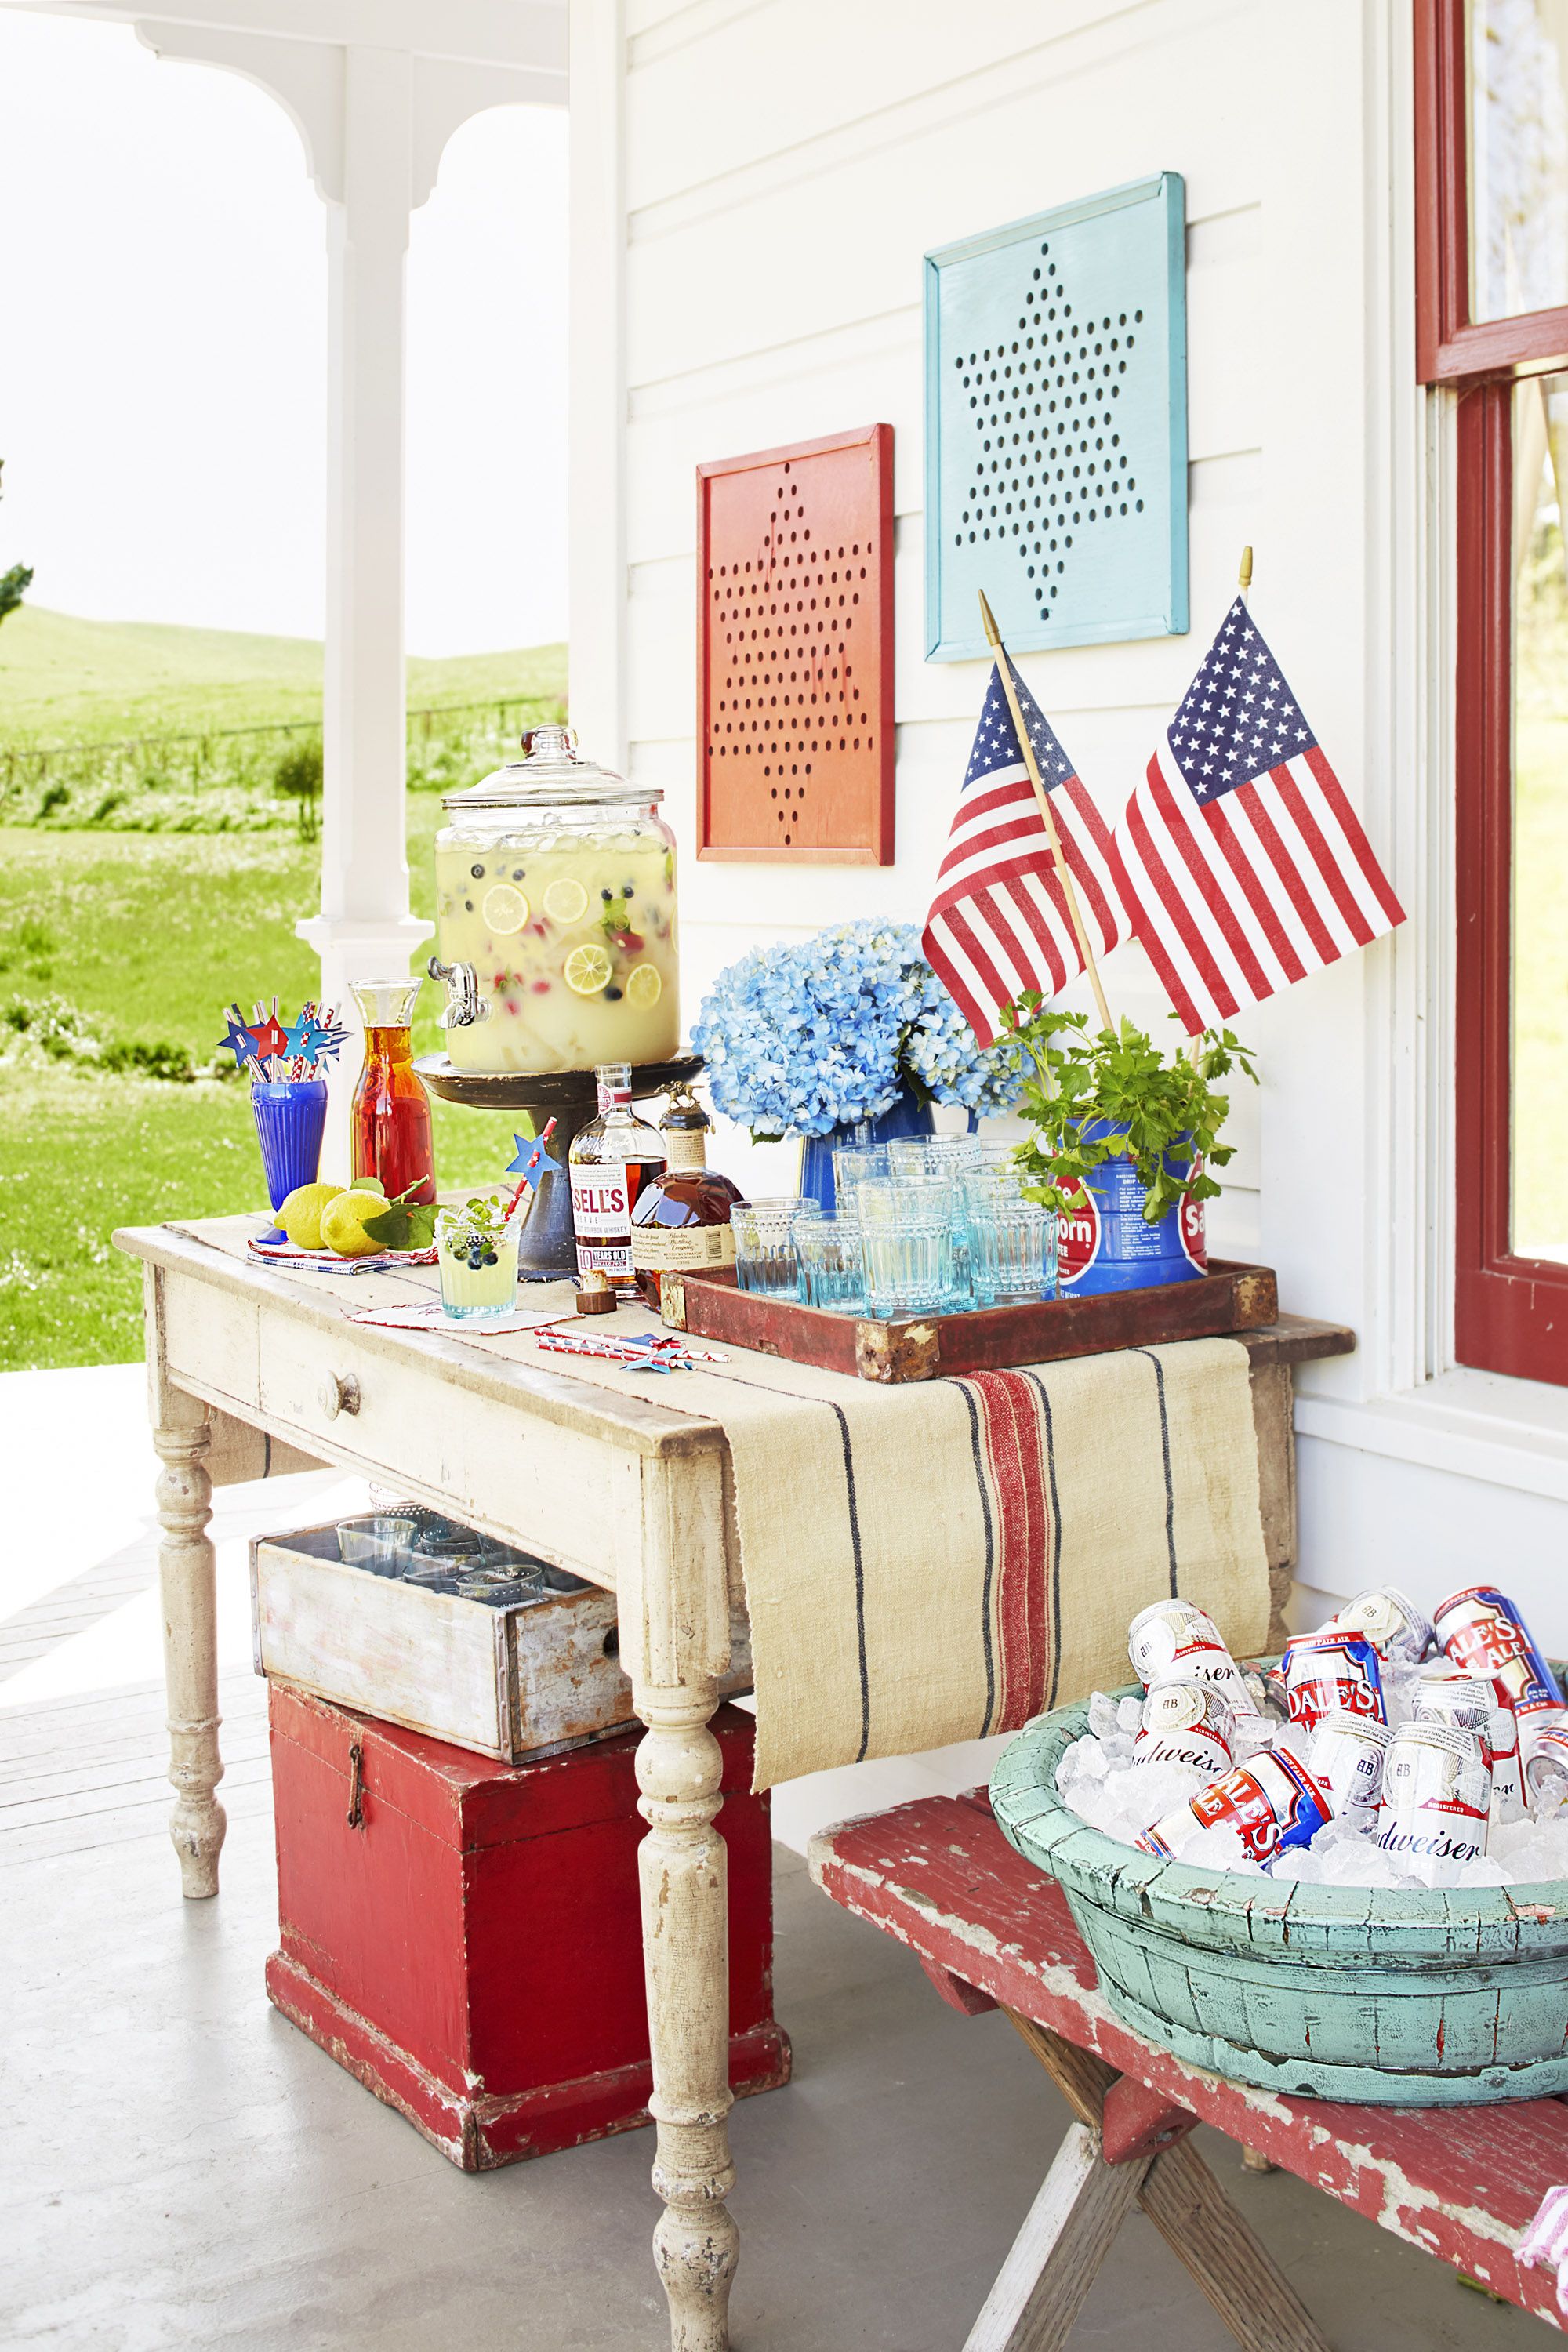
[415,1053,704,1280]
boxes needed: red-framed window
[1418,0,1568,1385]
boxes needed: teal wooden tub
[990,1678,1568,2105]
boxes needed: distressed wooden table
[812,1788,1568,2345]
[116,1214,1349,2351]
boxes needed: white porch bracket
[125,4,567,1163]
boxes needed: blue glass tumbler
[251,1079,328,1243]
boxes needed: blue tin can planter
[990,1673,1568,2106]
[1057,1119,1206,1297]
[798,1083,935,1217]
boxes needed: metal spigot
[427,955,489,1028]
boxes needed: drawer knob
[319,1371,361,1421]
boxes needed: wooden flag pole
[978,590,1114,1032]
[1186,545,1255,1066]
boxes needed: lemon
[563,942,613,996]
[280,1181,343,1250]
[543,877,589,925]
[624,961,662,1008]
[320,1189,390,1258]
[482,883,528,934]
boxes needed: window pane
[1469,0,1568,321]
[1512,373,1568,1261]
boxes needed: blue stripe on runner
[1131,1348,1178,1595]
[823,1401,871,1761]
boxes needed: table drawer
[252,1318,635,1585]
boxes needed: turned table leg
[635,1679,738,2352]
[153,1392,226,1897]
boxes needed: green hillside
[0,606,566,742]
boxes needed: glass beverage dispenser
[429,727,679,1076]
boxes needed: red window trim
[1452,387,1568,1381]
[1414,0,1568,383]
[1420,0,1568,1381]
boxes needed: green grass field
[0,605,565,741]
[0,610,563,1369]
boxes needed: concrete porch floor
[0,1367,1552,2349]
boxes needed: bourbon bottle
[631,1085,744,1310]
[568,1064,665,1292]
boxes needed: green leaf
[363,1199,437,1251]
[350,1175,386,1194]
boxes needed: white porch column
[296,45,430,1169]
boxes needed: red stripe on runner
[1127,775,1240,1021]
[1234,780,1338,963]
[1302,746,1406,927]
[967,1371,1053,1728]
[1272,766,1374,947]
[1146,758,1274,1003]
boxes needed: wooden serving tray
[661,1260,1279,1383]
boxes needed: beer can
[1486,1696,1526,1828]
[1127,1599,1261,1716]
[1332,1584,1434,1665]
[1307,1710,1391,1826]
[1412,1664,1492,1733]
[1280,1628,1386,1737]
[1375,1722,1490,1888]
[1432,1585,1566,1758]
[1524,1722,1568,1811]
[1136,1746,1331,1867]
[1131,1681,1234,1779]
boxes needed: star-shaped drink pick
[281,1007,346,1065]
[506,1126,562,1193]
[247,1009,290,1062]
[217,1007,261,1070]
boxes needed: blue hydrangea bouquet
[692,920,1024,1142]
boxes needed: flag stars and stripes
[925,654,1130,1048]
[1109,593,1406,1036]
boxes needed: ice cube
[1230,1718,1277,1764]
[1117,1696,1145,1733]
[1087,1691,1122,1744]
[1454,1855,1509,1887]
[1178,1821,1255,1872]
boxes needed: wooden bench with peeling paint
[811,1788,1568,2348]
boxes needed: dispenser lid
[442,724,655,811]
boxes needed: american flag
[1112,598,1406,1035]
[922,658,1128,1046]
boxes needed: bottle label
[572,1172,632,1279]
[631,1221,736,1275]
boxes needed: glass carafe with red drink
[350,980,436,1205]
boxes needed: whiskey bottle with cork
[630,1083,745,1311]
[568,1063,665,1293]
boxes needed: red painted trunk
[265,1682,789,2169]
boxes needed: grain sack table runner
[559,1328,1270,1789]
[177,1222,1269,1789]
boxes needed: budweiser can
[1414,1668,1526,1828]
[1307,1710,1391,1828]
[1332,1584,1434,1666]
[1136,1747,1331,1866]
[1375,1723,1490,1887]
[1433,1585,1566,1760]
[1525,1722,1568,1810]
[1281,1629,1386,1737]
[1131,1682,1235,1779]
[1127,1599,1261,1716]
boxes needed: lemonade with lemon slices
[434,823,679,1073]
